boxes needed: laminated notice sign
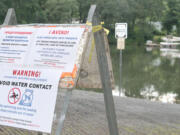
[0,66,61,133]
[0,24,91,133]
[0,26,35,64]
[27,26,84,72]
[0,26,85,71]
[0,25,114,90]
[0,25,89,89]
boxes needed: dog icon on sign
[19,89,33,107]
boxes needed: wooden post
[87,5,119,135]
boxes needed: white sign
[0,27,35,64]
[0,66,62,133]
[0,26,85,72]
[0,25,86,132]
[27,26,84,72]
[115,23,127,39]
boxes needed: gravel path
[0,89,180,135]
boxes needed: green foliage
[133,23,155,45]
[153,36,162,43]
[95,0,165,45]
[45,0,79,23]
[162,0,180,35]
[0,0,10,24]
[76,0,91,23]
[0,0,179,43]
[0,0,48,24]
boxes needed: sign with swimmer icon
[0,66,62,133]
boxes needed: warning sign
[0,24,114,133]
[0,66,62,133]
[0,26,85,72]
[0,25,89,89]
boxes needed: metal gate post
[87,5,119,135]
[55,90,72,135]
[3,8,17,25]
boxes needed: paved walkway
[0,90,180,135]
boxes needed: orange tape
[47,26,57,27]
[60,64,77,79]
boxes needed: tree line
[0,0,180,44]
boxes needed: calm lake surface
[111,44,180,103]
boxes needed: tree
[0,0,10,24]
[45,0,79,23]
[0,0,48,24]
[163,0,180,35]
[76,0,91,23]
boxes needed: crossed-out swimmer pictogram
[8,88,21,104]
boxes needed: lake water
[111,45,180,104]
